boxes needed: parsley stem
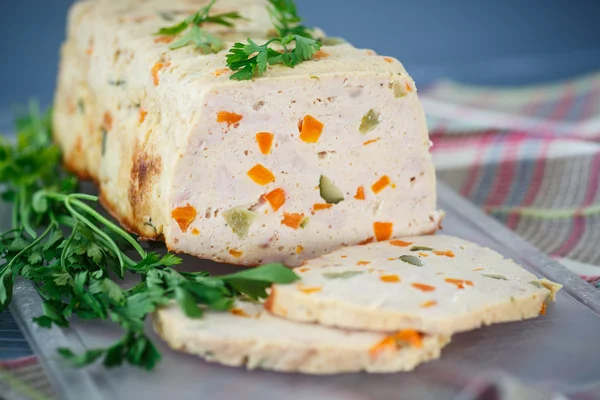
[11,197,19,230]
[63,197,126,278]
[6,223,55,271]
[19,186,37,239]
[60,222,78,272]
[68,196,146,258]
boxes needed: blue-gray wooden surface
[0,0,599,360]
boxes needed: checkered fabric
[422,72,600,286]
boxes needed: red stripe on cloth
[483,133,528,206]
[0,355,39,370]
[506,140,552,230]
[459,130,497,197]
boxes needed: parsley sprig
[155,0,242,52]
[226,35,321,80]
[267,0,314,38]
[226,0,321,81]
[0,102,299,370]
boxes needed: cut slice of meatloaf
[53,0,442,266]
[267,235,562,334]
[154,300,449,374]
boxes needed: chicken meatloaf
[53,0,443,266]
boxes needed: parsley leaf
[155,0,242,53]
[227,35,321,80]
[267,0,313,38]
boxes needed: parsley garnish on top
[0,102,299,370]
[154,0,242,52]
[226,0,322,80]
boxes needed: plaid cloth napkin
[2,72,600,399]
[423,71,600,287]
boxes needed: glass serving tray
[9,183,600,400]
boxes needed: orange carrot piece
[373,222,393,241]
[313,50,330,59]
[371,175,391,194]
[139,109,148,124]
[297,285,322,294]
[472,268,484,271]
[256,132,274,154]
[295,245,304,254]
[444,278,474,289]
[389,240,412,247]
[363,137,380,146]
[171,205,197,233]
[411,283,436,292]
[405,81,413,93]
[359,237,374,245]
[540,303,547,315]
[369,330,423,357]
[434,250,455,257]
[420,300,437,308]
[298,267,310,273]
[281,213,305,229]
[356,260,371,266]
[217,111,243,127]
[151,62,170,86]
[191,228,200,235]
[247,164,275,185]
[418,252,429,257]
[230,308,250,317]
[380,274,400,283]
[154,36,174,44]
[103,112,113,131]
[354,186,365,200]
[229,249,243,258]
[383,57,394,63]
[213,68,230,76]
[299,115,324,143]
[312,203,333,213]
[264,188,285,211]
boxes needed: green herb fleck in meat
[399,255,423,267]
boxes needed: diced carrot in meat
[313,50,330,59]
[405,81,413,93]
[296,245,304,254]
[247,164,275,185]
[171,205,197,233]
[373,222,393,241]
[151,62,170,86]
[540,303,547,315]
[420,300,437,308]
[434,250,455,257]
[154,36,174,44]
[299,115,324,143]
[281,213,305,229]
[354,186,365,200]
[369,330,422,357]
[297,285,322,294]
[411,283,436,292]
[359,237,374,245]
[139,108,148,124]
[312,203,333,213]
[103,112,113,131]
[213,68,230,76]
[444,278,474,289]
[229,249,243,258]
[383,57,394,63]
[389,240,412,247]
[363,137,380,146]
[380,274,400,283]
[191,228,200,235]
[217,111,243,127]
[264,188,286,211]
[299,267,309,272]
[371,175,391,194]
[230,308,250,317]
[418,252,429,257]
[256,132,274,154]
[356,260,371,266]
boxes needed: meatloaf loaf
[53,0,442,266]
